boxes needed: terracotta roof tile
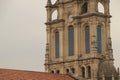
[0,69,74,80]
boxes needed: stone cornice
[57,0,82,5]
[45,19,65,25]
[44,57,103,65]
[73,12,112,19]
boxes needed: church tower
[45,0,119,80]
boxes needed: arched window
[51,70,54,73]
[68,26,74,56]
[97,25,102,53]
[87,66,91,78]
[55,32,60,58]
[51,0,56,4]
[85,26,90,53]
[98,2,104,13]
[66,69,69,74]
[81,2,88,14]
[82,67,85,78]
[52,10,58,20]
[71,68,75,74]
[56,70,60,74]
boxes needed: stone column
[45,26,51,72]
[46,8,51,22]
[74,61,80,77]
[74,22,79,59]
[79,22,85,56]
[104,0,110,15]
[112,75,115,80]
[46,27,51,62]
[119,75,120,80]
[88,0,96,13]
[46,0,52,22]
[46,26,51,47]
[58,3,64,19]
[91,60,99,80]
[51,31,55,60]
[89,18,97,57]
[106,18,113,58]
[58,27,64,61]
[74,0,79,16]
[106,18,111,43]
[102,74,105,80]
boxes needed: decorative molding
[45,19,65,25]
[73,13,112,19]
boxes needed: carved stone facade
[45,0,119,80]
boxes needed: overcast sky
[0,0,120,72]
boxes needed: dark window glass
[56,70,60,74]
[81,2,88,14]
[85,26,90,53]
[55,32,59,58]
[82,67,85,78]
[87,66,91,78]
[97,25,102,53]
[66,69,69,74]
[51,71,54,73]
[68,26,74,56]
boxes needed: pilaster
[58,3,64,19]
[58,27,64,61]
[88,0,96,13]
[46,8,51,22]
[102,74,105,80]
[104,0,110,15]
[89,17,97,57]
[112,75,115,80]
[74,22,79,59]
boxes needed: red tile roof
[0,69,74,80]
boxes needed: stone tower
[45,0,119,80]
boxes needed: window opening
[55,32,60,58]
[97,25,102,53]
[68,26,74,56]
[81,2,88,14]
[52,10,58,20]
[82,67,85,78]
[85,26,90,53]
[98,2,104,13]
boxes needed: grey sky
[0,0,120,72]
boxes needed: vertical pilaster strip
[112,75,115,80]
[89,18,97,57]
[88,0,96,13]
[58,27,64,61]
[106,17,113,58]
[102,74,105,80]
[105,0,110,15]
[45,25,51,72]
[74,22,79,59]
[46,8,51,22]
[59,3,64,19]
[74,0,79,16]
